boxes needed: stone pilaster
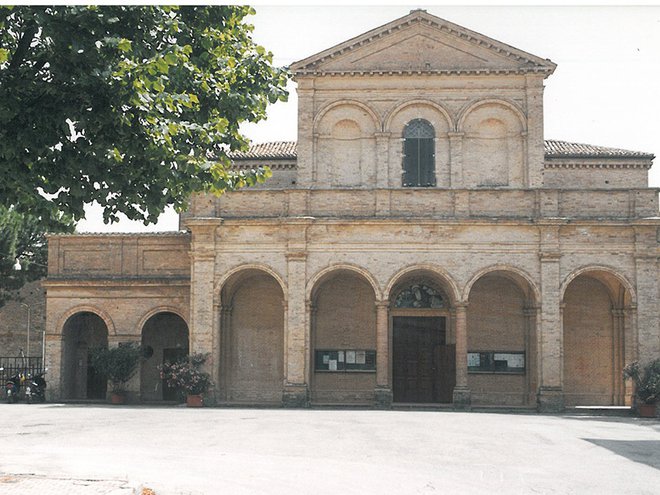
[525,75,545,188]
[536,222,565,412]
[634,226,660,365]
[611,308,625,405]
[187,218,222,402]
[375,132,391,189]
[296,81,315,187]
[374,301,392,408]
[453,302,471,409]
[523,306,539,405]
[216,304,231,403]
[537,224,564,411]
[448,132,464,188]
[283,251,309,407]
[623,305,638,405]
[283,220,312,407]
[45,333,62,401]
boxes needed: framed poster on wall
[315,350,376,372]
[467,351,525,373]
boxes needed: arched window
[402,119,436,187]
[394,284,444,308]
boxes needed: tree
[0,6,288,224]
[0,206,74,306]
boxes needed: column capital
[375,301,390,309]
[286,251,307,262]
[539,252,561,262]
[447,132,465,139]
[192,252,215,263]
[454,302,469,310]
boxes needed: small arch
[560,265,636,305]
[384,264,460,305]
[462,264,541,304]
[384,99,453,132]
[307,263,381,302]
[314,100,380,133]
[140,311,190,402]
[562,265,634,406]
[309,264,379,404]
[215,263,287,304]
[61,311,110,400]
[220,264,285,404]
[57,305,115,336]
[456,98,527,133]
[136,306,189,335]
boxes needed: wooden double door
[393,316,456,403]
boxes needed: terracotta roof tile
[229,141,297,160]
[230,140,653,161]
[544,140,654,159]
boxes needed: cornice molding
[232,162,297,171]
[291,10,556,77]
[294,68,554,77]
[544,161,652,170]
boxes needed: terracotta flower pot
[186,394,203,407]
[110,392,126,405]
[638,403,657,418]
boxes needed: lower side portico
[44,220,657,412]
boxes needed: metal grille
[403,119,435,139]
[0,357,43,383]
[402,119,436,187]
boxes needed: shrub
[90,343,142,393]
[159,353,211,396]
[623,358,660,405]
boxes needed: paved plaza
[0,404,658,494]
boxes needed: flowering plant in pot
[158,353,211,407]
[90,343,142,404]
[623,358,660,417]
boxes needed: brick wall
[312,273,376,403]
[467,275,529,405]
[224,273,284,403]
[563,276,615,406]
[0,280,46,358]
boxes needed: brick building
[44,11,659,411]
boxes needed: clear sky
[77,5,660,233]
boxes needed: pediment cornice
[290,9,557,78]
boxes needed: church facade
[44,11,659,411]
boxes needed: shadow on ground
[584,439,660,470]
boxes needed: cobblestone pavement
[0,473,140,494]
[0,404,659,494]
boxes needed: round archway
[61,312,108,400]
[562,269,633,406]
[388,269,457,404]
[310,269,377,405]
[140,312,189,402]
[220,268,285,404]
[465,269,538,406]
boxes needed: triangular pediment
[291,10,556,77]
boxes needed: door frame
[390,308,452,403]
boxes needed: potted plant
[623,358,660,417]
[90,343,142,404]
[159,353,211,407]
